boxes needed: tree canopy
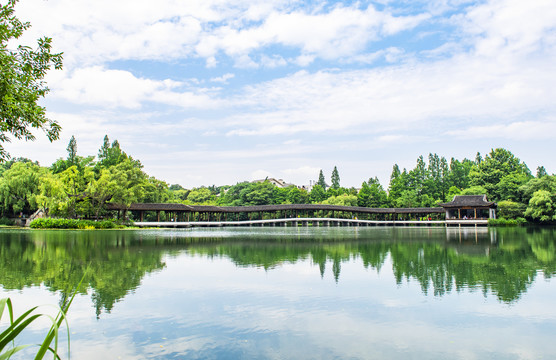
[0,141,553,224]
[0,0,63,159]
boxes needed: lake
[1,226,555,359]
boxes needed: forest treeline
[0,135,555,223]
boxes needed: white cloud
[51,67,220,109]
[250,169,273,180]
[282,166,321,178]
[16,0,430,67]
[446,119,556,140]
[210,73,235,83]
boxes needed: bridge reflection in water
[106,203,488,228]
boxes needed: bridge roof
[106,203,444,214]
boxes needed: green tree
[317,169,327,189]
[0,161,43,215]
[241,181,275,205]
[331,166,340,190]
[287,186,308,204]
[322,194,357,207]
[524,190,555,223]
[536,166,548,178]
[309,184,326,203]
[396,190,419,208]
[142,177,170,203]
[519,175,556,204]
[469,148,531,201]
[358,177,388,208]
[107,158,147,207]
[447,158,475,191]
[366,177,388,207]
[497,200,526,219]
[33,171,66,216]
[357,181,372,207]
[186,187,213,204]
[98,135,110,164]
[388,164,409,206]
[0,0,63,159]
[460,185,488,195]
[85,169,118,218]
[66,135,77,166]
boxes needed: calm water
[1,226,556,359]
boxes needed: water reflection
[2,227,556,359]
[0,226,555,315]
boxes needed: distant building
[251,178,294,188]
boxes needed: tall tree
[66,135,77,166]
[331,166,340,190]
[536,166,548,178]
[0,0,63,159]
[469,148,531,201]
[317,169,327,189]
[98,135,110,163]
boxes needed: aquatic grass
[0,275,86,359]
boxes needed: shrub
[488,217,527,226]
[497,200,526,219]
[30,218,118,229]
[0,217,14,226]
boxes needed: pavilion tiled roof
[439,195,496,208]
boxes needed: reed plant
[0,275,85,359]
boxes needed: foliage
[469,148,531,201]
[331,166,340,190]
[536,166,548,178]
[357,177,387,207]
[309,184,326,203]
[30,218,117,229]
[0,161,44,216]
[0,271,86,360]
[460,185,488,195]
[317,170,326,189]
[0,0,63,159]
[0,217,13,225]
[322,194,357,207]
[524,190,556,223]
[497,200,526,219]
[487,218,526,226]
[0,137,552,224]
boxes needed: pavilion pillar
[489,208,496,219]
[157,211,160,222]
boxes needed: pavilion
[439,195,497,220]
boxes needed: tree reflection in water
[0,227,554,315]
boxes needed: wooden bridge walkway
[105,203,490,228]
[132,217,488,228]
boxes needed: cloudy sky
[6,0,556,188]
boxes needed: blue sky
[6,0,556,188]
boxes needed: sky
[5,0,556,189]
